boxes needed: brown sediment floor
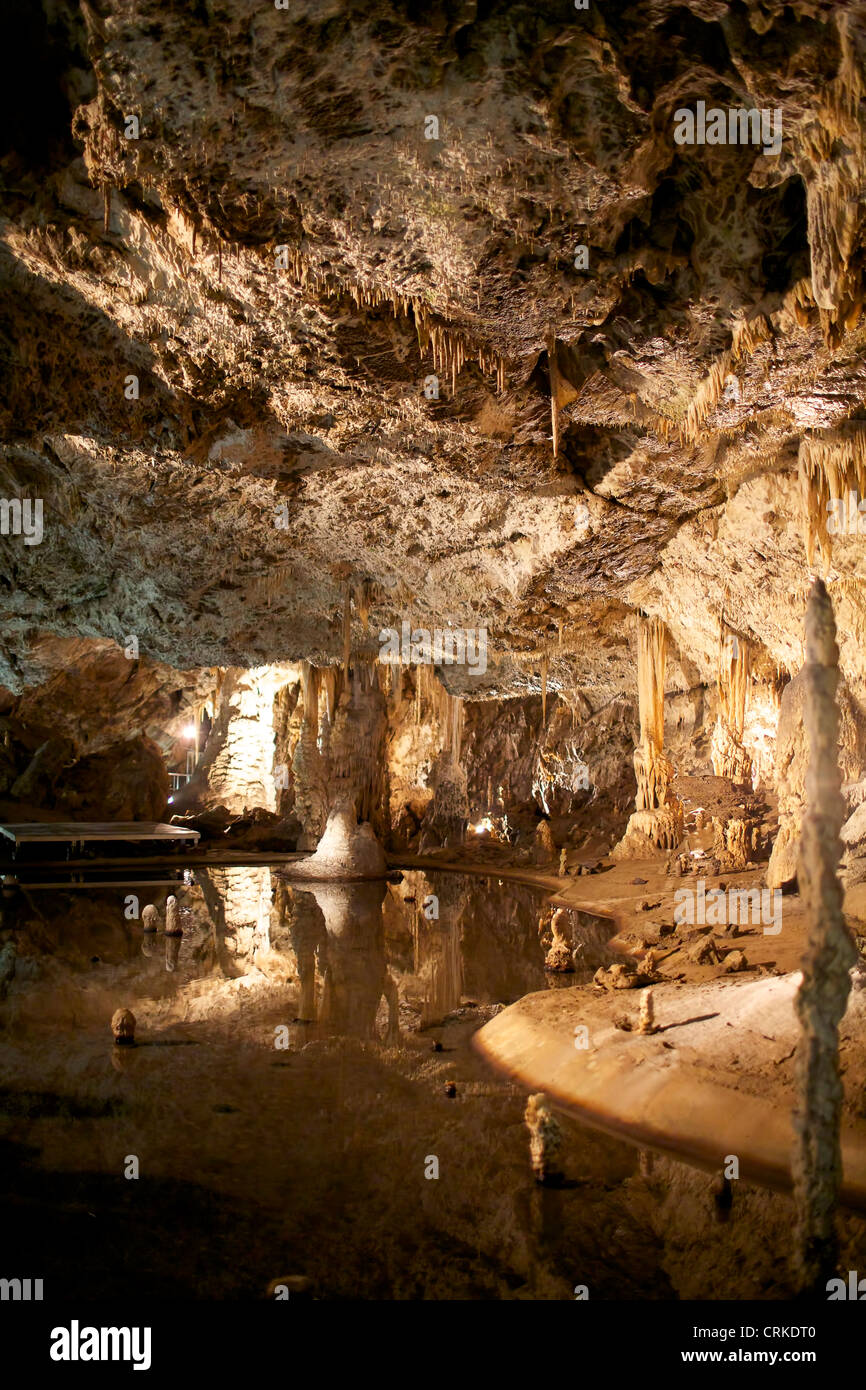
[475,973,866,1207]
[399,846,866,1209]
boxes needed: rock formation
[110,1007,136,1045]
[792,580,857,1292]
[284,802,387,881]
[525,1092,562,1186]
[615,617,683,857]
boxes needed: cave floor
[395,847,866,1209]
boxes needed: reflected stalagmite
[304,880,394,1040]
[165,932,181,972]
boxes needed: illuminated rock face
[203,666,297,814]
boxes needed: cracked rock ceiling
[3,0,866,708]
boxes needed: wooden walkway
[0,821,200,847]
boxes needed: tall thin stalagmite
[634,615,668,812]
[793,578,856,1292]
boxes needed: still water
[0,867,687,1299]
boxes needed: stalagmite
[639,987,655,1035]
[525,1092,562,1185]
[792,578,857,1292]
[164,894,182,936]
[544,908,573,971]
[111,1008,136,1045]
[141,904,158,932]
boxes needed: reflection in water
[0,866,634,1302]
[184,866,612,1041]
[1,866,615,1040]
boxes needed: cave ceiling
[3,0,866,707]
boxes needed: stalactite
[267,237,506,393]
[613,614,683,856]
[540,651,549,727]
[320,667,339,730]
[342,585,352,681]
[795,15,866,337]
[547,328,561,459]
[414,662,423,726]
[292,661,328,844]
[793,578,856,1292]
[354,578,375,635]
[798,426,866,571]
[711,622,754,784]
[731,313,772,359]
[248,564,293,605]
[635,615,667,807]
[682,352,732,442]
